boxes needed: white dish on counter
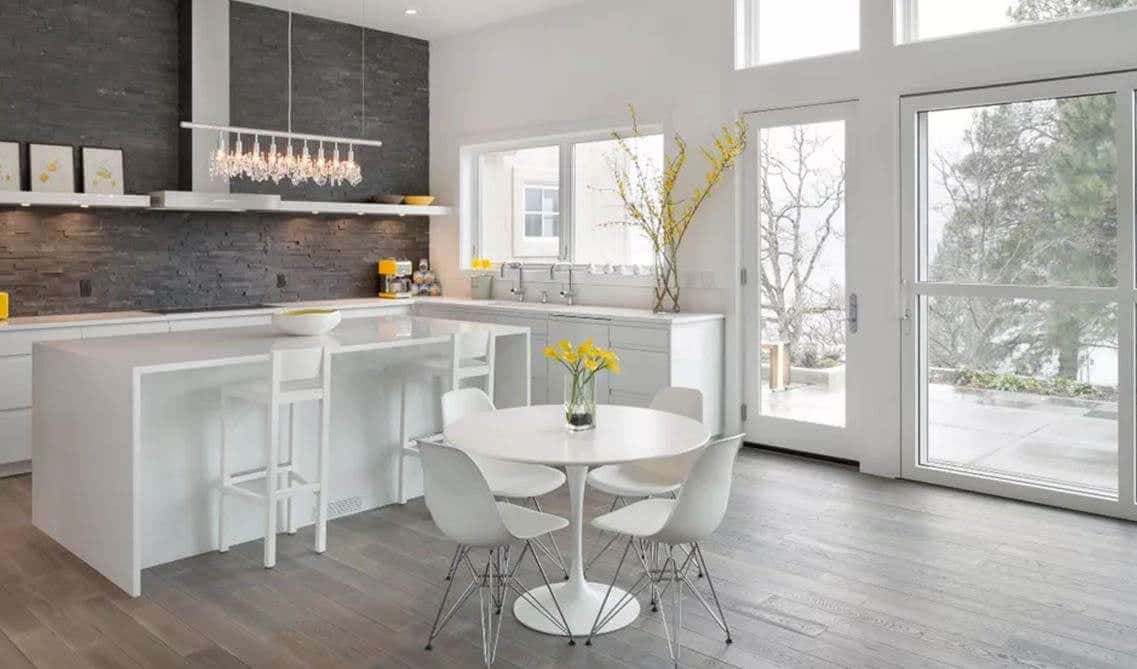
[271,308,342,336]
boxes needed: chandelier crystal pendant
[186,2,378,189]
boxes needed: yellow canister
[0,292,8,320]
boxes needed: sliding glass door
[901,73,1137,518]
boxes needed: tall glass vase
[564,374,597,431]
[652,247,681,313]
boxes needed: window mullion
[561,140,574,262]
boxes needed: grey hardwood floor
[3,448,1137,667]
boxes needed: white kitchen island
[32,315,529,596]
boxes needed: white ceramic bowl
[272,308,342,336]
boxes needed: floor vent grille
[327,496,363,519]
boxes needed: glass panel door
[743,102,865,461]
[901,73,1137,519]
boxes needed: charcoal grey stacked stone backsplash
[0,0,429,316]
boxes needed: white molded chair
[419,440,575,666]
[437,388,569,578]
[587,387,703,499]
[585,387,703,572]
[585,433,745,665]
[218,346,332,568]
[396,330,495,505]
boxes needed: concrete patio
[762,382,1118,495]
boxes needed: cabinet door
[0,409,30,464]
[0,357,32,410]
[546,317,611,403]
[609,348,670,397]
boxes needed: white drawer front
[610,324,669,352]
[610,348,670,396]
[0,409,31,465]
[495,314,547,337]
[0,327,83,357]
[169,315,272,332]
[82,322,170,339]
[0,356,32,410]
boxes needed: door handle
[847,293,859,334]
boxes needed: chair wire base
[425,540,576,666]
[585,539,732,666]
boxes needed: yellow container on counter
[0,292,8,320]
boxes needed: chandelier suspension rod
[180,122,383,148]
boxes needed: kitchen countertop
[0,296,723,332]
[420,297,724,325]
[34,315,528,372]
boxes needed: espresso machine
[378,259,414,299]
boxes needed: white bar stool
[218,345,332,568]
[396,330,495,504]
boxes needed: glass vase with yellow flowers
[545,339,621,431]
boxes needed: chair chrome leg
[426,545,470,650]
[530,498,569,580]
[525,539,576,645]
[477,549,505,666]
[443,544,461,581]
[586,535,635,646]
[583,495,623,576]
[693,543,732,643]
[654,545,682,667]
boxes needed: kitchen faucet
[500,261,526,301]
[549,262,576,306]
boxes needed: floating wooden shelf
[0,192,151,209]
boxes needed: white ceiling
[240,0,586,40]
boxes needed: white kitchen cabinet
[0,409,30,467]
[412,302,724,433]
[0,356,33,410]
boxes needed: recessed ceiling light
[404,8,418,16]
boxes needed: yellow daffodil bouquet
[544,338,621,430]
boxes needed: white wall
[430,0,1137,476]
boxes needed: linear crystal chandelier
[185,124,373,187]
[183,2,378,189]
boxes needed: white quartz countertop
[0,295,722,332]
[34,315,527,372]
[418,297,724,325]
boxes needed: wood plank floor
[4,448,1137,667]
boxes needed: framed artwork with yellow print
[0,142,19,192]
[81,147,124,195]
[29,143,75,193]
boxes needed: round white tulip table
[443,403,712,637]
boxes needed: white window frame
[460,124,664,271]
[515,177,560,258]
[734,0,861,70]
[900,72,1137,519]
[894,0,1137,45]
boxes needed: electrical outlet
[79,279,92,297]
